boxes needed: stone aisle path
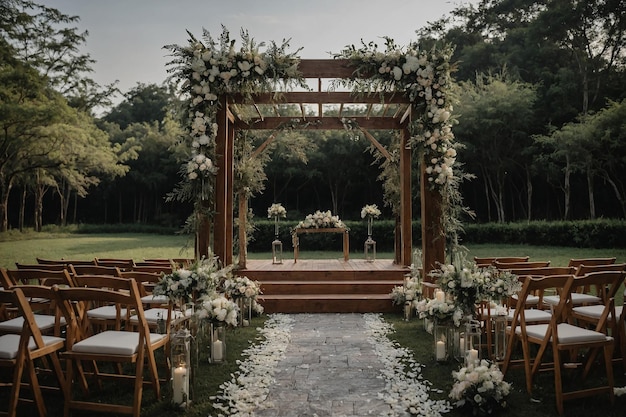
[254,313,392,417]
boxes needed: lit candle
[435,290,445,302]
[468,348,478,364]
[172,366,188,404]
[243,319,249,327]
[459,337,465,354]
[212,339,224,362]
[436,340,446,360]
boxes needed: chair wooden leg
[553,346,564,415]
[604,344,615,406]
[27,359,47,417]
[133,352,146,417]
[8,358,26,417]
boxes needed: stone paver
[254,313,391,417]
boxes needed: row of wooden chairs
[501,271,625,415]
[31,257,194,274]
[0,267,178,417]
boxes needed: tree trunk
[563,154,571,220]
[19,187,26,232]
[34,174,43,232]
[586,167,595,220]
[526,166,533,222]
[602,173,626,218]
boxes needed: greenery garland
[332,37,458,191]
[165,27,308,211]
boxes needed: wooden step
[243,259,407,313]
[260,280,401,295]
[260,294,401,313]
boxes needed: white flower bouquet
[152,255,224,305]
[194,293,239,327]
[389,275,422,306]
[294,210,345,229]
[430,253,487,315]
[360,204,381,219]
[222,275,262,301]
[450,359,511,416]
[481,268,522,303]
[416,297,464,326]
[267,203,287,218]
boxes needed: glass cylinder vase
[464,319,482,366]
[492,314,507,361]
[433,320,450,362]
[171,328,192,406]
[209,322,226,363]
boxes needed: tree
[455,71,537,222]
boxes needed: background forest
[1,0,625,234]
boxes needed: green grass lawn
[1,232,626,416]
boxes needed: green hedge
[247,219,626,251]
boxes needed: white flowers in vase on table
[294,210,345,229]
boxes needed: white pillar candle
[436,340,446,360]
[172,366,188,404]
[459,337,465,354]
[468,348,478,364]
[212,339,224,361]
[435,290,445,302]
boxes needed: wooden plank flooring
[241,259,407,313]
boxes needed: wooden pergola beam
[230,91,406,105]
[235,116,403,130]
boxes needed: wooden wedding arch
[200,59,445,272]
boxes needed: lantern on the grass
[272,238,283,264]
[209,322,226,363]
[464,319,482,366]
[171,328,192,406]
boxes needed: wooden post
[195,201,211,260]
[237,191,247,269]
[399,128,412,267]
[214,97,228,264]
[420,156,446,278]
[225,120,234,266]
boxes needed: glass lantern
[464,319,482,366]
[171,328,192,407]
[403,301,412,321]
[433,320,450,362]
[209,322,226,363]
[364,237,376,262]
[237,298,251,327]
[272,239,283,264]
[492,314,507,361]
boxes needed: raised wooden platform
[241,259,408,313]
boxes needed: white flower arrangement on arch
[333,38,458,190]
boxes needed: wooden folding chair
[52,277,169,417]
[15,263,66,272]
[0,287,67,417]
[569,270,626,371]
[36,258,95,266]
[131,265,173,274]
[69,264,122,277]
[568,257,616,268]
[94,258,136,271]
[474,256,529,267]
[504,274,615,415]
[494,260,550,270]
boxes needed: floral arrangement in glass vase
[267,203,286,237]
[360,204,381,220]
[415,297,464,328]
[430,253,489,316]
[480,268,522,305]
[449,359,511,416]
[152,255,231,307]
[389,275,422,306]
[194,292,239,327]
[221,274,264,315]
[294,210,345,230]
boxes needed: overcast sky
[40,0,475,98]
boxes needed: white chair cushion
[129,308,185,324]
[518,323,610,344]
[0,314,66,333]
[511,294,540,305]
[140,294,169,304]
[543,293,602,306]
[86,305,129,320]
[0,334,64,359]
[508,308,552,323]
[72,330,166,355]
[572,305,622,320]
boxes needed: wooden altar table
[292,227,349,262]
